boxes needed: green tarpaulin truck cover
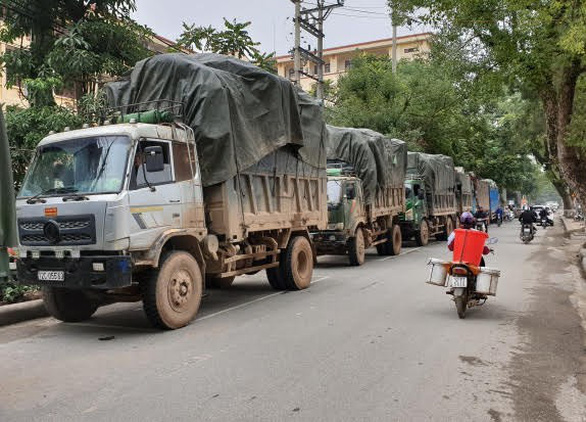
[106,53,326,187]
[326,125,407,204]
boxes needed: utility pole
[293,0,302,85]
[390,7,398,74]
[290,0,344,102]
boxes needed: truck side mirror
[144,146,164,172]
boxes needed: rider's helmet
[460,211,476,229]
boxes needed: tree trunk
[550,176,573,215]
[542,61,586,215]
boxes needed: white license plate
[523,228,531,233]
[37,271,65,282]
[449,276,467,288]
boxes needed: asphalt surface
[1,222,585,421]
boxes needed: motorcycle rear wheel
[455,296,467,319]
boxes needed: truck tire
[436,217,453,241]
[348,228,366,266]
[389,224,402,256]
[266,266,288,290]
[415,220,429,246]
[142,251,203,330]
[283,236,314,290]
[42,287,98,322]
[206,275,236,289]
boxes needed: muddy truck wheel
[42,287,99,323]
[415,220,429,246]
[266,266,288,290]
[143,251,203,330]
[348,227,366,266]
[389,224,402,255]
[283,236,313,290]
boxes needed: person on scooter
[447,212,491,267]
[474,206,489,232]
[519,207,537,234]
[539,207,548,228]
[495,206,504,226]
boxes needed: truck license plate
[449,276,467,288]
[37,271,65,282]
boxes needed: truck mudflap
[16,255,132,290]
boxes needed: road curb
[0,299,48,327]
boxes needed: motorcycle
[475,218,488,233]
[520,223,534,244]
[427,237,500,319]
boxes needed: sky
[132,0,431,56]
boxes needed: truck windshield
[327,180,343,206]
[405,184,413,198]
[19,136,131,198]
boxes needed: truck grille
[18,215,96,246]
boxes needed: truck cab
[15,120,210,328]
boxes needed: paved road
[1,222,585,421]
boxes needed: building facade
[276,32,432,92]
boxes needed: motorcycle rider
[495,206,504,225]
[448,212,490,267]
[539,207,549,227]
[474,206,488,232]
[519,207,537,235]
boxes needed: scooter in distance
[427,232,501,319]
[520,223,534,244]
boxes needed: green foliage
[6,106,82,190]
[0,279,38,304]
[176,18,277,73]
[0,0,146,106]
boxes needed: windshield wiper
[26,186,78,204]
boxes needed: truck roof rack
[105,100,185,124]
[326,159,356,177]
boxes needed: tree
[176,18,277,73]
[390,0,586,211]
[327,52,539,194]
[0,0,145,106]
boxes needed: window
[344,60,352,71]
[130,140,173,189]
[325,62,331,73]
[289,68,295,79]
[313,65,318,75]
[173,142,196,182]
[404,47,419,54]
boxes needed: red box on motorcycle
[452,228,488,266]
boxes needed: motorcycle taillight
[451,267,468,276]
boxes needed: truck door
[127,139,182,249]
[172,141,205,230]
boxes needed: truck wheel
[206,275,236,289]
[283,236,314,290]
[436,217,454,240]
[415,220,429,246]
[143,251,202,330]
[348,228,366,266]
[389,224,402,256]
[42,287,98,322]
[266,266,288,290]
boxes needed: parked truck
[14,54,328,329]
[455,167,473,215]
[487,179,501,221]
[400,152,458,246]
[471,175,490,214]
[312,126,406,265]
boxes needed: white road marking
[197,275,330,322]
[378,247,422,262]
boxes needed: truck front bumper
[312,231,349,255]
[16,255,133,290]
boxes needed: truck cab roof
[39,122,193,147]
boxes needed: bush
[0,279,39,304]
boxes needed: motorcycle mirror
[487,237,499,245]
